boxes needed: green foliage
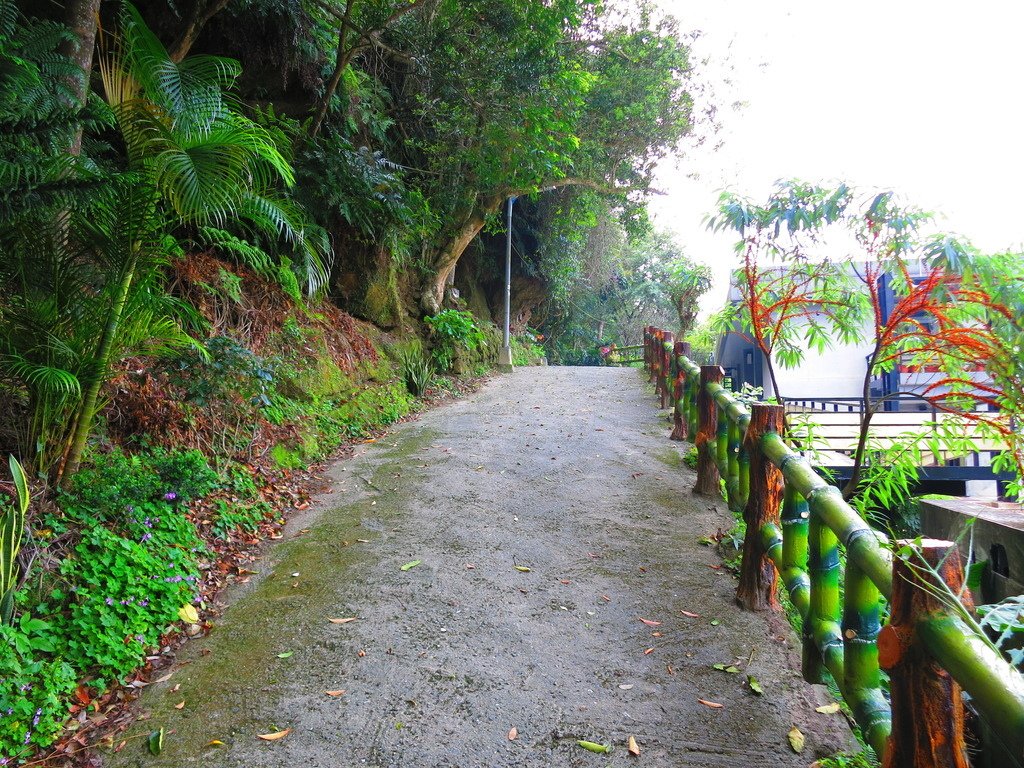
[59,447,219,525]
[424,310,486,372]
[683,445,699,469]
[56,516,201,676]
[1,456,29,625]
[395,343,435,397]
[171,336,276,408]
[815,751,879,768]
[209,498,272,540]
[977,595,1024,669]
[510,331,545,366]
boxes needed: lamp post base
[497,345,514,372]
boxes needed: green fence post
[780,484,810,618]
[805,510,842,684]
[843,555,890,758]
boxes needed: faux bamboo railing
[643,326,1024,767]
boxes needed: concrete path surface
[103,367,854,767]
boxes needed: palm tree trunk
[60,256,137,486]
[58,0,101,156]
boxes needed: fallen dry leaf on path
[666,664,675,675]
[638,617,662,627]
[600,594,611,602]
[643,647,655,655]
[507,727,518,741]
[815,703,841,714]
[173,701,185,710]
[328,617,358,624]
[627,735,641,756]
[357,650,366,657]
[788,726,805,753]
[679,610,700,618]
[697,699,723,709]
[205,740,224,747]
[325,690,346,697]
[257,729,291,741]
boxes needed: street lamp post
[498,196,516,371]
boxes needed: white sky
[649,0,1024,315]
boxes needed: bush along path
[97,367,854,768]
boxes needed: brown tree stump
[692,365,724,496]
[670,341,690,441]
[879,540,970,768]
[735,404,784,610]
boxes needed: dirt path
[103,367,854,767]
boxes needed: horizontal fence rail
[642,326,1024,767]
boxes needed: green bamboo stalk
[761,432,892,597]
[805,513,842,684]
[726,418,741,509]
[843,557,890,758]
[781,484,810,618]
[716,404,729,480]
[662,338,674,409]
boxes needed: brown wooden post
[650,329,661,385]
[660,331,674,409]
[693,365,724,495]
[670,341,690,440]
[878,540,970,768]
[644,326,652,371]
[736,403,784,610]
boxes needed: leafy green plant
[424,310,486,372]
[59,447,219,525]
[393,341,434,397]
[511,331,545,366]
[210,498,272,540]
[1,456,29,625]
[977,596,1024,668]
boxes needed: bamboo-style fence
[643,326,1024,767]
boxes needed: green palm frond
[1,357,81,396]
[119,2,240,134]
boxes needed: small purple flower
[141,532,152,543]
[139,600,149,607]
[105,597,115,606]
[134,634,145,644]
[125,505,135,513]
[32,708,41,728]
[163,492,177,501]
[19,684,31,692]
[4,707,12,715]
[23,730,31,745]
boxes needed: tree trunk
[168,0,233,62]
[58,0,101,156]
[60,256,137,486]
[419,199,500,315]
[736,403,785,610]
[879,540,970,768]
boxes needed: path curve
[104,367,853,767]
